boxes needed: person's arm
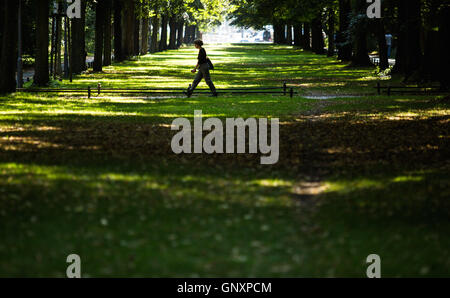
[192,63,199,73]
[192,50,201,72]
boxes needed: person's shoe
[210,92,218,97]
[186,87,193,98]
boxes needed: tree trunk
[438,5,450,90]
[141,16,149,54]
[159,14,168,51]
[177,21,184,47]
[72,0,87,74]
[184,24,195,44]
[0,0,19,93]
[311,17,325,54]
[293,24,302,47]
[55,13,63,76]
[337,0,352,61]
[168,16,177,49]
[273,23,286,44]
[302,23,311,50]
[150,16,159,53]
[375,18,389,70]
[0,0,4,60]
[121,0,134,58]
[94,0,105,72]
[34,0,49,86]
[327,8,335,57]
[133,6,140,56]
[392,0,406,75]
[352,31,370,66]
[421,30,439,82]
[103,0,112,66]
[286,25,292,45]
[403,0,422,80]
[392,0,422,78]
[113,0,123,62]
[351,0,371,66]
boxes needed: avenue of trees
[229,0,450,89]
[1,0,449,94]
[0,0,226,93]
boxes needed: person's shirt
[385,34,393,46]
[198,48,207,65]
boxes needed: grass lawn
[0,44,449,277]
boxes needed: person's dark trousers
[189,63,217,96]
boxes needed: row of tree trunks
[0,0,19,93]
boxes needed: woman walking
[186,40,218,97]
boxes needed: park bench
[16,82,298,99]
[375,82,446,96]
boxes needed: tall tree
[34,0,49,86]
